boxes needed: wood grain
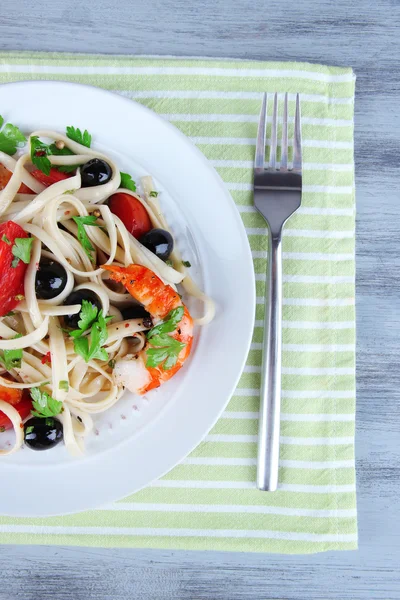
[1,0,400,598]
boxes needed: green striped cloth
[0,53,356,554]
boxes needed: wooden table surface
[1,0,399,598]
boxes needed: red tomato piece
[31,168,72,187]
[109,193,152,240]
[0,220,29,317]
[0,387,32,431]
[0,164,33,194]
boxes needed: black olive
[121,304,150,320]
[63,289,102,329]
[140,228,174,261]
[80,158,112,188]
[24,417,63,451]
[35,258,68,300]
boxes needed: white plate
[0,81,255,517]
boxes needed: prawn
[102,264,193,395]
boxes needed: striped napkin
[0,53,356,554]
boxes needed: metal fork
[254,93,302,491]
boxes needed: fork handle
[257,230,282,491]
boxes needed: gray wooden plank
[0,0,400,598]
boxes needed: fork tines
[255,93,302,173]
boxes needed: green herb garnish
[11,237,33,268]
[66,126,92,148]
[1,334,23,370]
[1,235,10,245]
[59,380,69,391]
[0,117,27,155]
[30,136,52,175]
[145,307,186,370]
[30,388,63,418]
[149,191,158,198]
[120,172,137,192]
[72,215,101,264]
[147,307,184,339]
[108,359,116,369]
[49,143,78,173]
[182,260,191,268]
[69,299,99,338]
[73,311,113,363]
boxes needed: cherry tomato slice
[31,168,72,187]
[0,164,33,194]
[0,390,32,431]
[0,220,29,317]
[109,193,152,240]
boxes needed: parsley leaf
[30,136,52,175]
[0,117,27,155]
[11,237,33,268]
[66,126,92,148]
[73,311,113,363]
[47,142,79,173]
[149,191,158,198]
[48,143,74,157]
[147,307,184,339]
[1,334,23,370]
[146,334,186,370]
[70,300,99,338]
[59,380,69,391]
[72,215,101,264]
[145,308,186,371]
[182,260,191,268]
[120,172,137,192]
[30,387,63,418]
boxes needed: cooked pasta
[0,124,215,456]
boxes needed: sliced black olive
[121,304,153,329]
[24,417,63,451]
[80,158,112,188]
[35,258,68,300]
[63,289,102,329]
[140,228,173,261]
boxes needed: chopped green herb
[147,306,184,339]
[146,334,186,370]
[48,143,74,157]
[70,300,99,338]
[120,172,137,192]
[149,191,158,198]
[59,380,69,391]
[72,215,102,264]
[1,334,23,370]
[108,359,116,369]
[66,126,92,148]
[73,311,113,363]
[11,237,33,268]
[0,117,27,155]
[165,259,173,267]
[145,307,186,371]
[14,294,24,302]
[30,387,63,418]
[0,426,5,433]
[5,311,15,317]
[182,260,191,268]
[25,425,34,435]
[30,136,52,175]
[63,188,77,195]
[1,235,10,245]
[48,143,79,173]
